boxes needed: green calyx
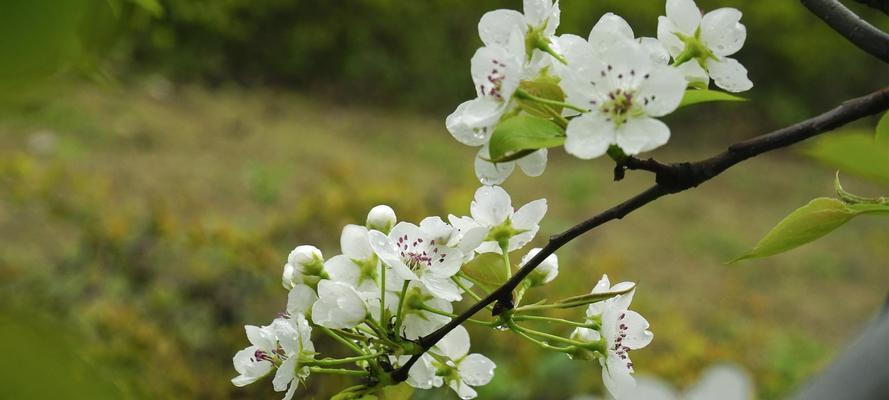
[672,28,715,68]
[525,25,567,65]
[484,219,526,249]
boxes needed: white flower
[400,282,454,340]
[232,324,278,387]
[585,274,636,318]
[392,353,442,390]
[282,245,326,289]
[521,247,558,287]
[366,204,397,233]
[474,144,548,185]
[598,294,653,399]
[562,38,686,159]
[419,215,488,263]
[271,316,315,400]
[478,0,560,52]
[311,280,367,329]
[656,0,752,92]
[286,283,318,316]
[429,326,496,399]
[368,221,464,301]
[325,224,386,300]
[469,185,547,254]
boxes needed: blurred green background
[0,0,887,399]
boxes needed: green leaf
[377,383,414,400]
[876,112,889,147]
[803,131,889,185]
[488,114,565,162]
[516,79,565,118]
[678,89,747,108]
[730,198,888,262]
[554,284,636,308]
[461,253,508,287]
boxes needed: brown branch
[854,0,889,15]
[802,0,889,62]
[390,86,889,382]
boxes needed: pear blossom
[522,247,559,287]
[286,283,318,316]
[419,215,488,262]
[428,326,497,399]
[468,185,547,254]
[589,13,669,66]
[282,245,327,289]
[657,0,752,92]
[325,224,386,299]
[232,323,278,387]
[400,282,454,339]
[311,280,367,329]
[271,315,315,400]
[562,38,686,159]
[585,274,636,317]
[392,353,442,390]
[598,298,654,399]
[478,0,560,54]
[368,221,464,301]
[366,204,397,233]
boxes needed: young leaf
[460,253,509,287]
[553,284,636,308]
[516,79,565,118]
[488,114,565,162]
[678,89,747,108]
[876,112,889,147]
[730,198,868,262]
[803,131,889,185]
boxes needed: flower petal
[589,12,634,43]
[245,325,276,351]
[471,45,521,101]
[666,0,702,35]
[272,357,296,392]
[615,117,670,155]
[421,275,462,302]
[621,310,654,350]
[603,353,637,400]
[475,145,515,186]
[677,60,710,87]
[637,65,686,117]
[470,185,513,226]
[449,379,479,400]
[701,8,746,57]
[340,224,372,259]
[639,37,670,65]
[512,198,547,230]
[656,16,684,57]
[434,325,471,360]
[459,354,496,386]
[707,57,752,93]
[286,284,318,316]
[324,255,361,287]
[565,113,615,159]
[368,228,418,281]
[446,100,496,147]
[517,149,547,177]
[478,9,526,47]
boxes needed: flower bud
[282,245,326,289]
[522,248,558,287]
[366,205,396,233]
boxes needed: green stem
[393,281,410,337]
[379,260,387,326]
[419,305,497,327]
[515,88,586,113]
[505,319,574,352]
[509,322,587,346]
[308,367,368,376]
[320,326,365,355]
[500,243,512,280]
[309,352,387,366]
[533,36,568,65]
[513,314,597,328]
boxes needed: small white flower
[478,0,561,52]
[419,215,488,263]
[656,0,752,92]
[598,300,653,400]
[429,326,496,399]
[585,274,636,318]
[368,221,464,301]
[366,204,397,233]
[521,247,558,287]
[282,245,326,289]
[271,316,315,400]
[311,280,367,329]
[562,38,686,159]
[468,185,547,254]
[232,324,278,387]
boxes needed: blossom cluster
[447,0,752,184]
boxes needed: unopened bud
[522,248,558,287]
[366,205,396,234]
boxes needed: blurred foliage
[1,82,887,398]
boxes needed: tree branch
[854,0,889,15]
[801,0,889,62]
[389,86,889,382]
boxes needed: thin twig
[801,0,889,62]
[389,86,889,382]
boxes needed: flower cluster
[447,0,752,183]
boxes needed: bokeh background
[1,0,887,399]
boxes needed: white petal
[609,286,637,311]
[555,34,597,78]
[685,364,754,400]
[621,310,654,350]
[286,284,318,316]
[511,198,547,230]
[311,280,367,329]
[273,357,296,392]
[666,0,702,35]
[245,325,276,351]
[707,57,752,93]
[434,325,471,360]
[419,216,453,241]
[446,100,496,147]
[700,8,746,57]
[590,12,634,42]
[450,379,478,400]
[471,45,521,101]
[565,113,615,159]
[475,145,515,186]
[368,229,418,281]
[637,65,686,117]
[677,60,710,87]
[615,117,670,155]
[656,16,684,57]
[639,37,671,65]
[403,355,437,389]
[478,9,526,47]
[470,185,513,226]
[340,224,372,259]
[459,354,496,386]
[282,380,298,400]
[421,275,462,302]
[402,311,449,340]
[324,255,361,287]
[517,149,547,177]
[603,353,637,400]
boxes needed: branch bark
[390,86,889,382]
[854,0,889,15]
[802,0,889,62]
